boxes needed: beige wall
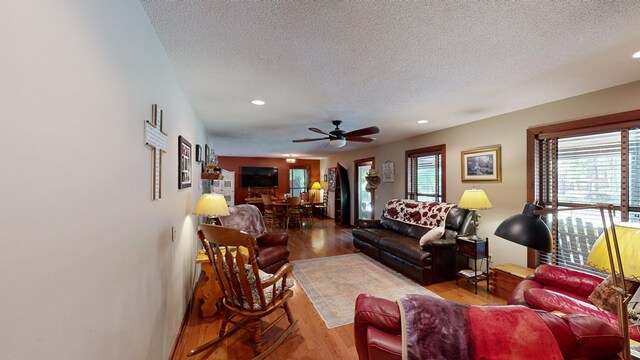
[1,2,207,359]
[323,80,640,266]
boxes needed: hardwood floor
[171,218,505,360]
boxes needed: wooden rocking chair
[189,224,297,359]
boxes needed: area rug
[291,253,440,329]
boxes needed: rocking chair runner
[189,225,297,359]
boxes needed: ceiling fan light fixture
[329,138,347,148]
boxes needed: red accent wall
[217,156,321,206]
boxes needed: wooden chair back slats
[191,224,296,359]
[199,224,274,312]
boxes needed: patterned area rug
[291,253,440,329]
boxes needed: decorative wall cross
[145,104,167,200]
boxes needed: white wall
[0,2,206,359]
[324,81,640,267]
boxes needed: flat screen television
[240,166,279,188]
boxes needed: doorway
[354,157,375,221]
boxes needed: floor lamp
[192,193,230,224]
[495,203,640,360]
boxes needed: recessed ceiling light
[633,50,640,59]
[417,120,429,124]
[251,100,265,105]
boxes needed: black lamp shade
[494,204,553,252]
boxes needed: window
[529,110,640,272]
[406,145,446,202]
[289,168,308,197]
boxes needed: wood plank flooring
[171,218,505,360]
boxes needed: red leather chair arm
[366,327,402,360]
[508,279,543,306]
[256,232,288,247]
[534,264,604,299]
[354,294,401,360]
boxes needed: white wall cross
[145,104,167,200]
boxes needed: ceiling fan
[292,120,380,148]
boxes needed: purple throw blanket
[398,294,562,360]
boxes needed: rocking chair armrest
[261,263,294,288]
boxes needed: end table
[455,236,489,294]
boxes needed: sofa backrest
[379,200,472,240]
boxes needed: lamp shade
[311,182,323,190]
[494,204,552,252]
[329,138,347,148]
[587,223,640,280]
[457,189,493,210]
[192,193,230,217]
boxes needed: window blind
[535,129,640,275]
[407,150,443,202]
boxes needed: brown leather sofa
[352,205,472,284]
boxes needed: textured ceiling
[141,1,640,158]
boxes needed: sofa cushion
[379,236,431,267]
[406,224,429,239]
[380,218,411,236]
[419,227,444,247]
[353,228,397,247]
[534,264,604,299]
[535,310,624,359]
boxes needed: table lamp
[192,193,230,224]
[495,203,638,360]
[457,188,493,240]
[310,181,323,203]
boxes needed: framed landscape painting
[461,145,501,182]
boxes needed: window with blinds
[406,145,445,202]
[535,127,640,274]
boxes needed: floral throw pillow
[588,275,639,314]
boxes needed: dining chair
[299,192,314,225]
[261,194,279,230]
[285,196,302,230]
[313,192,329,218]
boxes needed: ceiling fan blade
[292,137,330,143]
[309,127,330,136]
[345,126,379,138]
[346,136,375,143]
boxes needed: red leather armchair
[508,264,640,342]
[354,294,624,360]
[218,204,290,274]
[255,231,290,274]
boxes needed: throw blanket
[383,199,454,228]
[219,204,267,238]
[397,294,562,360]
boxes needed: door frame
[354,157,375,221]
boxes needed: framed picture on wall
[328,167,337,191]
[195,144,203,163]
[461,145,502,182]
[178,135,192,189]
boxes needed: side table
[195,250,223,317]
[455,236,489,294]
[488,263,535,300]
